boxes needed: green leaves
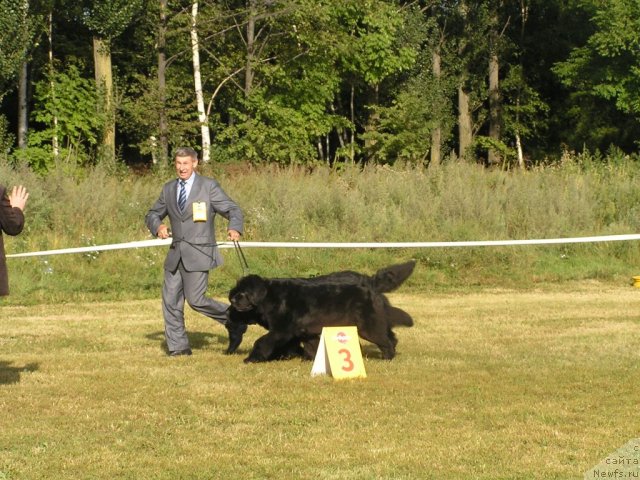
[554,0,640,117]
[338,0,417,86]
[80,0,144,40]
[0,0,32,98]
[17,64,105,171]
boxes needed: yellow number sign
[311,326,366,379]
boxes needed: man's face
[175,155,197,180]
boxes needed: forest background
[0,0,639,303]
[3,0,640,168]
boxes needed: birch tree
[16,0,30,149]
[190,2,211,162]
[156,0,169,164]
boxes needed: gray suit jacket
[145,173,244,272]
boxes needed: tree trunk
[190,2,211,162]
[458,85,472,160]
[488,6,502,166]
[457,0,472,161]
[17,61,28,149]
[47,12,59,159]
[516,0,528,170]
[363,84,380,160]
[157,0,169,164]
[516,131,524,168]
[430,48,442,167]
[488,49,501,165]
[350,83,355,162]
[245,0,257,97]
[93,36,115,162]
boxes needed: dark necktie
[178,180,187,212]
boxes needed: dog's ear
[245,275,268,304]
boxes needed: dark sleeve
[145,184,169,236]
[0,186,25,236]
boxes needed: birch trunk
[157,0,169,164]
[17,61,28,149]
[190,2,210,162]
[245,0,256,96]
[17,0,29,150]
[47,12,59,158]
[516,131,524,168]
[350,84,355,162]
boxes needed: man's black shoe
[169,348,192,357]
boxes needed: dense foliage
[1,0,640,169]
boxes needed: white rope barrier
[6,233,640,259]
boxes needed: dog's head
[228,274,268,312]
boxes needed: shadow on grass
[0,361,39,385]
[146,330,229,354]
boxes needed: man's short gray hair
[174,147,198,160]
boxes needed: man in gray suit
[145,147,244,356]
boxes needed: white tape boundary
[6,234,640,259]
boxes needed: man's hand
[157,225,170,239]
[227,229,241,241]
[9,185,29,211]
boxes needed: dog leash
[233,240,250,276]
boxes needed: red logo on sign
[336,331,348,344]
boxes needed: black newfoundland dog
[226,260,415,362]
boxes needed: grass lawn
[1,283,639,479]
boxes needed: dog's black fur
[224,260,416,356]
[226,260,415,362]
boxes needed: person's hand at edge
[9,185,29,211]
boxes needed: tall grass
[1,155,639,304]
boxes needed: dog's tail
[371,260,416,293]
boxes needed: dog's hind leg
[377,341,396,360]
[388,328,398,348]
[357,329,396,360]
[301,335,320,360]
[272,339,305,360]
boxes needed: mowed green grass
[1,284,639,479]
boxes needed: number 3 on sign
[311,326,366,379]
[338,348,354,372]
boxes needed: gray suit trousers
[162,261,229,352]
